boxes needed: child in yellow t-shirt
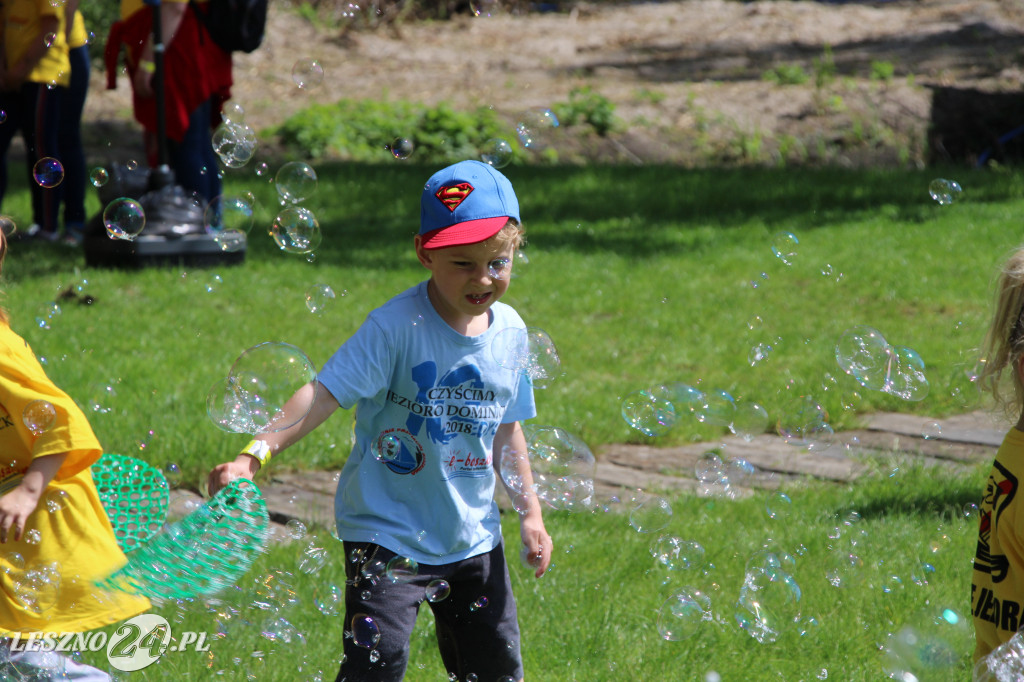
[0,230,150,676]
[973,246,1024,662]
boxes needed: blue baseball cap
[419,160,520,249]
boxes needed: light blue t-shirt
[318,281,536,565]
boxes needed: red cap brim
[419,216,508,250]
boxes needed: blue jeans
[167,97,221,204]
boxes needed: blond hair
[491,218,525,251]
[980,247,1024,418]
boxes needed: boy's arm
[493,421,552,578]
[0,452,67,543]
[207,381,339,495]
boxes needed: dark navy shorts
[335,541,523,682]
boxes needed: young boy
[208,160,552,682]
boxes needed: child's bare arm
[0,452,67,543]
[493,421,552,578]
[207,381,339,495]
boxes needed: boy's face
[414,234,514,332]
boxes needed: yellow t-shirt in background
[0,324,149,636]
[68,10,87,50]
[2,0,70,87]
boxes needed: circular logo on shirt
[372,428,425,475]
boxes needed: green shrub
[762,64,809,86]
[271,98,521,163]
[870,59,895,82]
[552,86,619,136]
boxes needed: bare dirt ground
[87,0,1024,165]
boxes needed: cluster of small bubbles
[340,2,360,18]
[285,519,307,540]
[628,493,673,533]
[89,166,109,187]
[735,563,802,644]
[770,231,799,265]
[44,489,69,513]
[387,137,414,160]
[657,589,712,640]
[291,58,324,89]
[212,121,258,168]
[22,400,57,435]
[32,157,64,188]
[425,579,450,603]
[480,139,513,168]
[102,197,146,240]
[276,162,318,204]
[928,178,962,205]
[525,425,596,511]
[469,596,489,611]
[271,206,322,254]
[491,327,560,389]
[163,463,182,487]
[385,556,418,584]
[835,326,929,400]
[305,284,336,314]
[23,529,42,545]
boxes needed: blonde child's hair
[980,247,1024,419]
[491,218,525,251]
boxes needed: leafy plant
[552,86,620,137]
[870,60,895,83]
[762,64,809,86]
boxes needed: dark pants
[166,97,221,204]
[0,82,64,235]
[58,44,90,228]
[337,542,524,682]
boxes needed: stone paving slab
[173,412,1005,539]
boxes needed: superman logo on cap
[435,183,474,212]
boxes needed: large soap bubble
[491,327,560,388]
[207,342,318,435]
[525,426,596,511]
[835,326,929,401]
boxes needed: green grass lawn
[3,162,1020,679]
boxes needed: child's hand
[0,485,42,543]
[519,514,553,579]
[207,455,260,497]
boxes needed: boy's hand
[207,455,260,497]
[0,486,42,543]
[519,513,553,578]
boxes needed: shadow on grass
[7,161,1022,278]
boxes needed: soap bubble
[205,194,254,236]
[770,231,799,265]
[315,584,343,616]
[470,596,488,611]
[973,630,1024,681]
[481,139,513,168]
[89,167,109,187]
[292,58,324,89]
[305,284,336,314]
[271,206,322,254]
[102,198,145,240]
[883,345,930,401]
[731,401,769,441]
[697,389,736,428]
[825,552,864,588]
[388,138,414,160]
[657,589,712,641]
[526,426,596,511]
[385,556,418,584]
[735,566,801,644]
[498,445,529,494]
[351,614,380,649]
[23,400,56,435]
[276,162,318,204]
[0,216,15,236]
[883,607,968,679]
[650,535,705,572]
[621,389,678,437]
[470,0,501,17]
[207,342,319,434]
[515,108,559,149]
[491,327,560,388]
[766,492,792,520]
[33,157,64,188]
[928,178,962,205]
[425,579,450,603]
[628,494,672,533]
[776,394,829,447]
[163,463,182,487]
[212,121,258,168]
[285,519,307,540]
[834,327,928,400]
[44,489,69,513]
